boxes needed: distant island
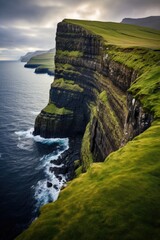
[21,48,55,76]
[121,16,160,30]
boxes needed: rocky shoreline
[46,136,82,193]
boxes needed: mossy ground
[99,91,123,140]
[81,121,93,172]
[16,121,160,240]
[57,50,83,57]
[107,47,160,119]
[107,47,160,71]
[129,67,160,118]
[52,78,83,92]
[42,103,73,115]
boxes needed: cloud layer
[0,0,160,59]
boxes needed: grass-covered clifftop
[65,19,160,48]
[17,20,160,240]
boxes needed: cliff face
[34,21,152,165]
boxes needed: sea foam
[34,139,69,208]
[15,127,69,209]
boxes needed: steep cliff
[34,20,158,166]
[18,20,160,240]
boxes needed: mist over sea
[0,61,68,240]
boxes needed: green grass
[65,19,160,49]
[56,63,75,71]
[129,67,160,118]
[55,63,79,75]
[81,122,93,172]
[57,50,83,57]
[107,47,160,72]
[99,91,123,142]
[52,78,83,92]
[99,90,108,102]
[16,121,160,240]
[42,103,73,115]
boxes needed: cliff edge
[17,19,160,240]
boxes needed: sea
[0,61,69,240]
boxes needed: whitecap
[15,128,69,147]
[17,142,33,152]
[0,153,2,158]
[15,128,34,138]
[30,111,40,116]
[33,135,69,146]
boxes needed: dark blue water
[0,61,68,240]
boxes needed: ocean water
[0,61,69,240]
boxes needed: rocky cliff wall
[34,20,153,169]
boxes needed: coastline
[24,63,54,76]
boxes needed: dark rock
[47,182,52,188]
[49,166,68,175]
[53,185,59,190]
[57,176,62,181]
[24,63,40,68]
[50,158,62,165]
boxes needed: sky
[0,0,160,60]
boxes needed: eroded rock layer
[34,21,152,165]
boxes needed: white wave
[15,128,34,151]
[34,139,69,209]
[34,175,66,206]
[15,127,69,209]
[15,128,69,146]
[0,153,2,158]
[33,135,69,146]
[15,128,34,138]
[30,111,40,115]
[17,142,33,151]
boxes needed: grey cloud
[0,0,160,60]
[1,0,160,26]
[0,26,55,49]
[0,0,63,26]
[99,0,160,20]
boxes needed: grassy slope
[17,122,160,240]
[17,20,160,240]
[26,52,55,74]
[65,19,160,49]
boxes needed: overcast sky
[0,0,160,60]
